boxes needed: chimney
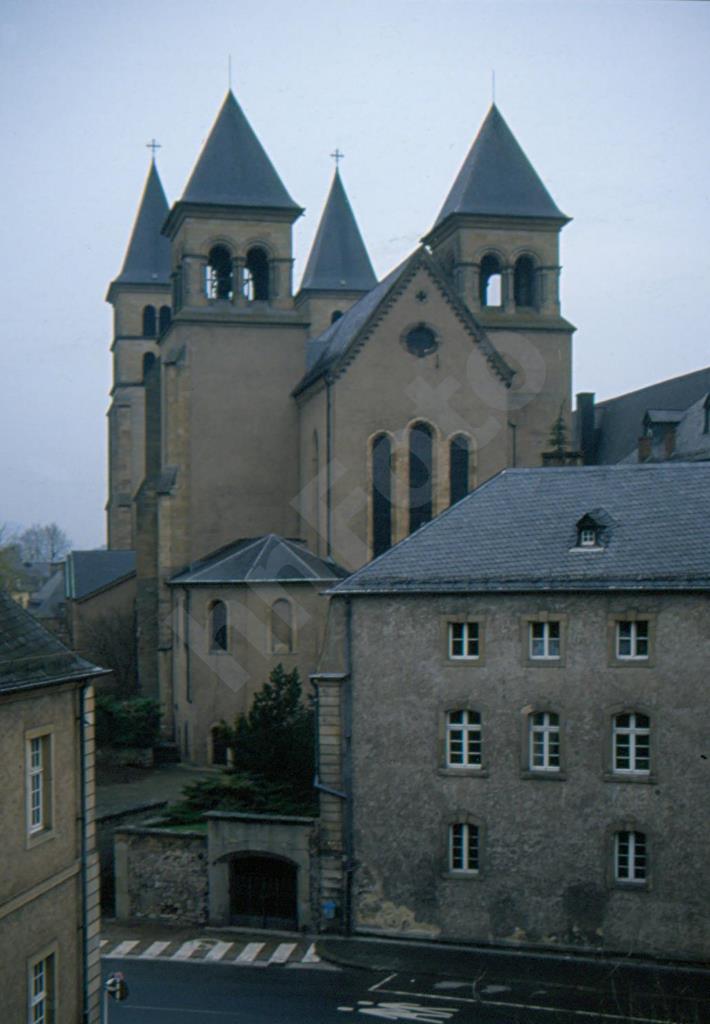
[663,426,676,460]
[638,436,651,462]
[576,392,596,465]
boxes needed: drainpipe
[78,683,89,1024]
[508,420,517,467]
[325,374,333,558]
[183,587,192,704]
[342,598,354,934]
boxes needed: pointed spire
[434,105,567,226]
[300,169,377,293]
[114,161,171,285]
[181,91,299,210]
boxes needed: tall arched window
[158,305,171,334]
[479,254,502,308]
[209,600,228,652]
[244,246,270,301]
[142,352,156,380]
[514,255,536,308]
[409,422,433,534]
[271,599,293,653]
[371,433,392,557]
[449,434,469,506]
[142,305,157,336]
[206,245,233,300]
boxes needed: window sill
[611,658,651,668]
[520,770,567,781]
[604,772,655,785]
[26,828,57,850]
[613,881,649,892]
[527,657,563,667]
[437,768,489,779]
[441,870,481,881]
[444,658,484,668]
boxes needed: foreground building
[105,90,575,761]
[316,463,710,960]
[0,589,105,1022]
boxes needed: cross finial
[330,148,344,169]
[146,138,161,161]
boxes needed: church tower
[106,160,171,549]
[423,105,574,466]
[296,168,377,338]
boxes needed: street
[101,955,708,1024]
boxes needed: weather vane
[330,148,344,168]
[146,138,161,160]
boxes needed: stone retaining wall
[114,826,208,924]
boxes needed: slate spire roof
[181,91,300,211]
[432,104,567,227]
[113,160,171,286]
[0,588,105,693]
[299,170,377,293]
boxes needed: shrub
[95,694,160,749]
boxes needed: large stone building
[316,463,710,960]
[0,589,105,1022]
[106,92,574,761]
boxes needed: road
[101,956,708,1024]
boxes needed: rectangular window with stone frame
[448,621,479,659]
[26,732,52,837]
[449,822,479,873]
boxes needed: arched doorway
[229,854,298,929]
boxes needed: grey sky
[1,0,708,549]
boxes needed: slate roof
[65,550,136,601]
[299,170,377,293]
[113,161,171,286]
[430,105,567,230]
[181,91,300,211]
[169,535,348,585]
[295,247,514,395]
[671,393,710,461]
[587,366,710,464]
[330,464,710,595]
[0,588,104,693]
[27,568,66,619]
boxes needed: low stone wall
[114,826,208,925]
[97,802,167,913]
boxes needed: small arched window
[371,434,393,557]
[514,255,536,308]
[409,421,433,534]
[244,246,270,301]
[206,245,233,300]
[479,254,502,308]
[158,305,171,334]
[449,434,469,506]
[209,600,228,652]
[271,599,293,653]
[142,305,157,336]
[331,310,343,324]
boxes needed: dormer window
[575,512,606,550]
[579,527,597,547]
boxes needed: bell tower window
[514,255,536,308]
[206,245,233,300]
[371,433,393,557]
[479,254,502,308]
[244,246,270,301]
[158,305,171,334]
[449,434,469,505]
[142,305,157,337]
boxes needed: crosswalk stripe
[172,940,201,960]
[302,942,320,963]
[269,942,297,964]
[205,941,233,961]
[141,940,171,958]
[237,941,265,962]
[105,940,139,958]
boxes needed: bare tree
[19,522,71,563]
[80,609,138,694]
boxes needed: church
[105,90,574,764]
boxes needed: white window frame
[613,713,650,774]
[448,621,479,660]
[28,952,54,1024]
[614,830,647,884]
[446,710,482,769]
[26,733,51,836]
[529,621,560,660]
[616,620,649,660]
[449,822,479,873]
[579,527,597,547]
[528,711,560,771]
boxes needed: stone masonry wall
[114,827,208,925]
